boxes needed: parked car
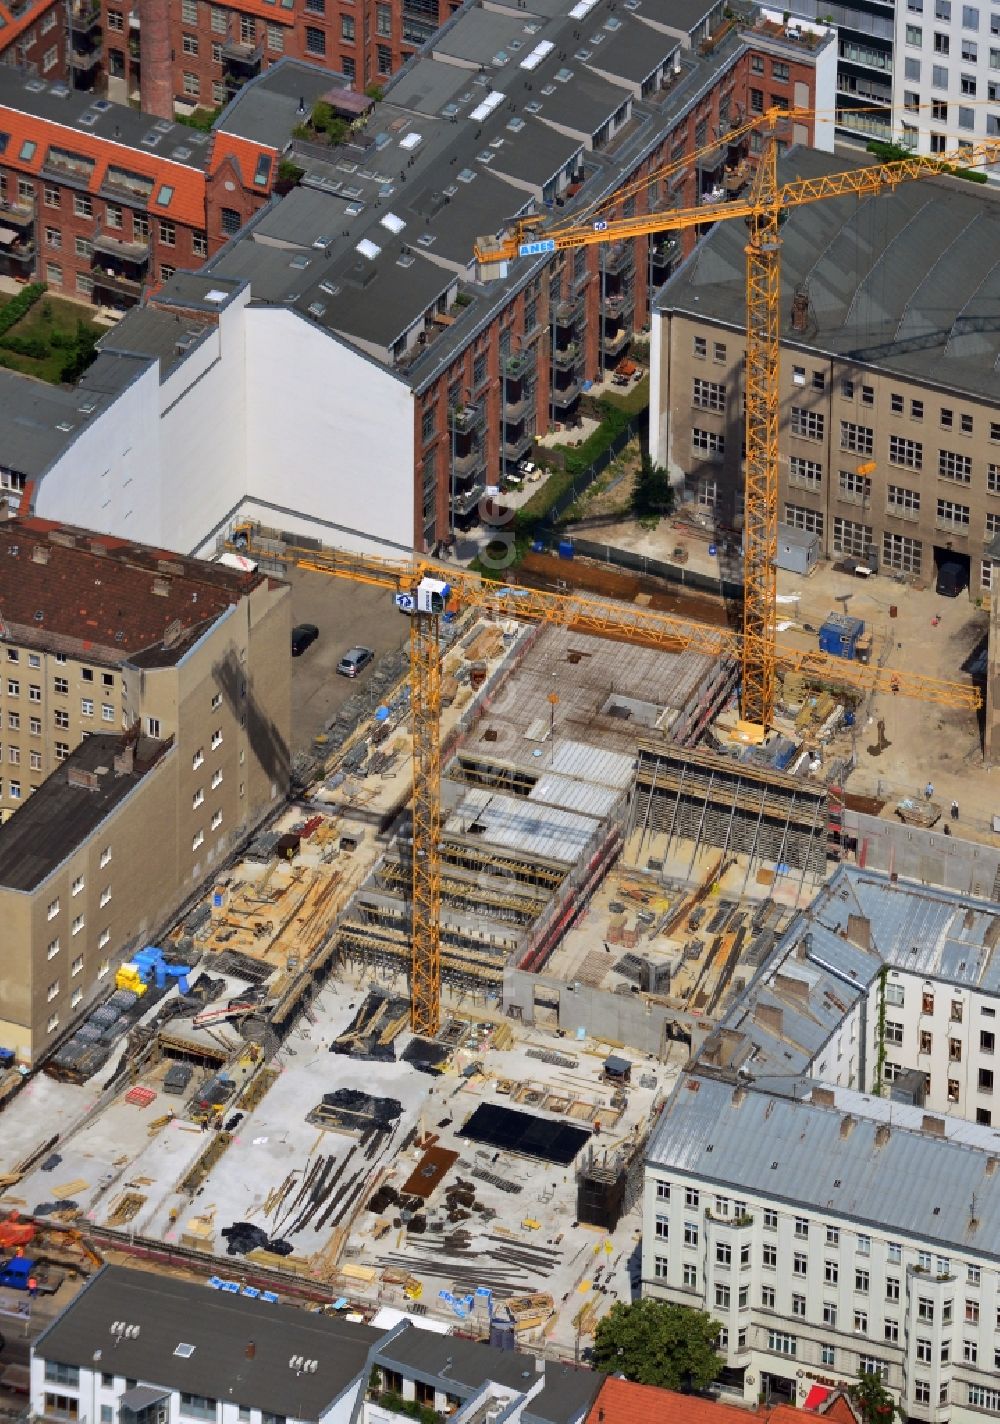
[337,646,374,677]
[291,623,319,656]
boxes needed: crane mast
[742,128,781,731]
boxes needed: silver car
[336,646,374,677]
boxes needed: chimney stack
[246,1341,256,1360]
[790,287,809,333]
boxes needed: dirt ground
[534,515,1000,839]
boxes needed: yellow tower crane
[232,528,980,1035]
[474,112,1000,729]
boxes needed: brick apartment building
[0,516,291,1062]
[0,0,71,85]
[0,64,276,307]
[0,17,835,562]
[650,146,1000,598]
[100,0,456,117]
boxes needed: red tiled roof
[0,105,210,227]
[587,1380,817,1424]
[209,130,276,193]
[0,518,262,660]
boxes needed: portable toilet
[775,523,820,575]
[818,613,865,660]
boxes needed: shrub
[0,282,46,339]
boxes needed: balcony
[551,378,581,407]
[603,326,630,357]
[0,200,35,230]
[451,482,486,517]
[71,37,102,71]
[91,267,143,302]
[504,392,534,424]
[552,295,583,327]
[552,341,579,370]
[450,403,483,436]
[451,445,485,480]
[222,37,265,74]
[602,288,634,319]
[502,349,534,380]
[93,233,150,264]
[70,0,101,28]
[601,241,633,276]
[0,236,36,270]
[503,426,534,461]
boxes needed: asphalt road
[286,565,409,754]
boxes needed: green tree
[631,451,674,522]
[849,1371,901,1424]
[592,1299,722,1391]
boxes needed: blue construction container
[818,614,865,660]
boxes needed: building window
[267,23,284,50]
[767,1331,796,1357]
[789,457,822,490]
[100,886,111,908]
[192,830,205,852]
[183,72,200,97]
[791,1292,806,1317]
[211,728,223,750]
[856,1268,870,1293]
[377,2,391,33]
[691,428,724,459]
[763,1243,777,1269]
[791,407,824,441]
[71,875,84,896]
[106,204,123,231]
[939,448,972,482]
[81,699,93,717]
[885,1319,899,1342]
[55,742,69,761]
[683,1221,698,1248]
[193,231,208,258]
[147,717,161,738]
[159,221,176,247]
[793,1252,807,1276]
[968,1387,1000,1411]
[211,768,223,789]
[693,378,725,411]
[179,1396,217,1422]
[716,1284,731,1309]
[833,518,872,559]
[305,24,326,54]
[71,914,84,936]
[888,435,922,469]
[783,504,824,536]
[841,421,874,455]
[882,531,922,574]
[937,497,970,529]
[887,484,920,518]
[838,468,870,503]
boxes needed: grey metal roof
[647,1072,1000,1258]
[656,146,1000,402]
[0,67,214,169]
[375,1324,541,1394]
[97,307,215,378]
[587,22,678,85]
[444,787,601,863]
[34,1266,380,1420]
[191,0,780,391]
[0,368,126,479]
[216,57,349,148]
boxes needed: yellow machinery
[475,112,1000,728]
[115,962,149,996]
[232,528,980,1036]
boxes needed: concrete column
[138,0,172,119]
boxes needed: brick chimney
[790,287,810,333]
[138,0,173,119]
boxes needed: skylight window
[156,184,174,207]
[520,39,554,69]
[356,238,381,260]
[19,140,36,161]
[380,211,406,234]
[253,153,271,186]
[400,132,422,151]
[174,1344,196,1359]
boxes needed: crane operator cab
[394,577,451,616]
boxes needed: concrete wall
[240,307,416,556]
[845,810,1000,900]
[503,969,710,1061]
[32,293,416,561]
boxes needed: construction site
[1,514,970,1373]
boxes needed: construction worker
[925,782,935,801]
[890,675,900,694]
[27,1276,37,1299]
[951,800,960,821]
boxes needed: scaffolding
[631,742,829,882]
